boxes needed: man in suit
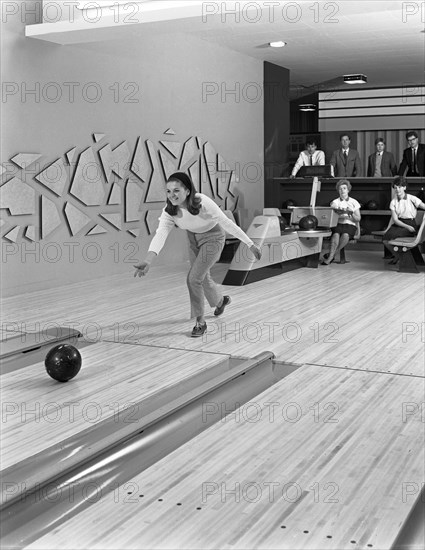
[290,139,325,178]
[367,138,397,177]
[398,130,425,177]
[330,134,363,177]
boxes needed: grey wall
[1,2,264,296]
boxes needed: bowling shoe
[191,322,207,337]
[214,295,231,316]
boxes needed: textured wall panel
[188,160,201,192]
[111,141,130,179]
[160,140,182,159]
[3,227,20,242]
[0,178,36,215]
[11,154,42,169]
[217,171,232,200]
[70,147,105,206]
[131,138,151,183]
[200,156,215,198]
[100,213,122,230]
[25,226,37,241]
[86,225,107,235]
[145,209,163,235]
[66,147,77,165]
[108,182,122,205]
[127,228,141,238]
[35,159,68,196]
[3,132,240,245]
[99,144,113,183]
[64,202,92,235]
[145,140,166,203]
[125,178,144,222]
[41,196,61,238]
[159,150,177,181]
[180,137,199,169]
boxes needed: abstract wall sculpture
[1,130,239,243]
[10,153,43,169]
[35,159,68,196]
[0,177,36,215]
[41,196,61,239]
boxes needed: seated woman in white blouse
[383,176,425,264]
[321,179,361,265]
[134,172,261,337]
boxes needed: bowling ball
[45,344,82,382]
[283,199,297,209]
[279,217,288,231]
[299,215,318,230]
[366,200,379,210]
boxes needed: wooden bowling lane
[1,341,233,501]
[96,255,424,377]
[2,252,424,375]
[25,365,425,550]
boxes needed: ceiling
[28,1,425,94]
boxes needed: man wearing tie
[367,138,397,177]
[330,134,363,178]
[398,131,425,177]
[290,139,325,178]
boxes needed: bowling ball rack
[0,327,83,376]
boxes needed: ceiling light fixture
[343,74,368,84]
[299,104,316,112]
[269,41,287,48]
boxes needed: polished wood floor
[2,249,424,373]
[26,366,424,550]
[1,249,424,549]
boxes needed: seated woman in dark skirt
[383,176,425,264]
[322,179,361,265]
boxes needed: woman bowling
[134,172,262,337]
[322,179,361,265]
[383,176,425,264]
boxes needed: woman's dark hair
[392,176,408,189]
[164,172,202,216]
[336,179,352,192]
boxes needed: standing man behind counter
[330,134,363,178]
[290,139,325,178]
[367,138,397,177]
[398,130,425,177]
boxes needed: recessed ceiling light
[343,74,367,84]
[299,104,316,112]
[269,41,287,48]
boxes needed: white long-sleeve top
[148,193,254,255]
[291,150,325,176]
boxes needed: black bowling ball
[299,215,318,230]
[45,344,82,382]
[366,200,379,210]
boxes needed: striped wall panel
[355,129,425,169]
[319,86,425,131]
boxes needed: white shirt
[390,193,421,219]
[291,150,325,176]
[149,193,254,254]
[330,196,361,226]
